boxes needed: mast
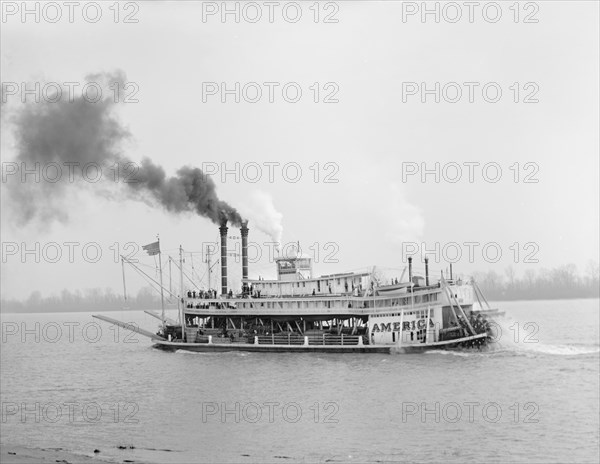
[121,256,127,300]
[169,257,172,296]
[158,236,165,333]
[179,245,185,340]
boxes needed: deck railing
[256,334,305,345]
[256,333,368,346]
[186,329,369,346]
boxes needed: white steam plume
[238,190,283,247]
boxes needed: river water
[1,299,598,463]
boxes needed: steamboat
[94,221,499,354]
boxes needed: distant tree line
[473,262,599,301]
[1,287,165,313]
[1,263,598,313]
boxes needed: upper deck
[245,271,372,298]
[184,282,473,317]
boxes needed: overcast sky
[1,1,598,300]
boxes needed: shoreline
[0,444,117,464]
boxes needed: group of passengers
[187,289,218,299]
[185,301,234,309]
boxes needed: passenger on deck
[193,290,197,298]
[187,290,192,298]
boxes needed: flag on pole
[142,240,160,256]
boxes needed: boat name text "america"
[371,319,434,332]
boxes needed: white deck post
[254,336,259,345]
[304,336,309,346]
[208,335,213,344]
[398,307,405,347]
[425,305,431,344]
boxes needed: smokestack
[408,257,413,283]
[425,257,429,286]
[450,263,453,280]
[220,219,228,296]
[241,221,249,283]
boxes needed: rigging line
[128,264,165,298]
[180,253,204,283]
[186,251,213,285]
[135,261,165,271]
[195,267,208,285]
[170,257,203,292]
[122,256,179,300]
[190,252,197,281]
[129,264,174,303]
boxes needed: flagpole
[179,245,185,341]
[158,236,166,334]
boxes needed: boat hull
[152,333,488,354]
[153,340,390,353]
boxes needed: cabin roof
[245,271,371,284]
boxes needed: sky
[1,0,598,300]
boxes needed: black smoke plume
[127,159,242,225]
[5,71,242,226]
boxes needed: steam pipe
[219,220,228,296]
[425,257,429,286]
[408,257,413,283]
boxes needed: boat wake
[487,314,600,357]
[420,343,599,358]
[499,342,600,356]
[423,350,477,357]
